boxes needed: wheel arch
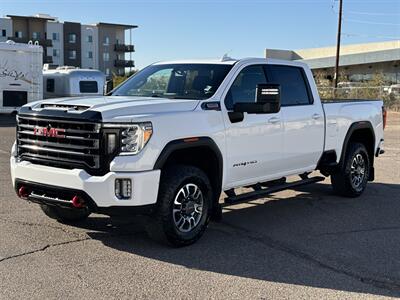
[154,137,223,209]
[339,121,375,173]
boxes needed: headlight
[120,122,153,155]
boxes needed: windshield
[111,64,233,100]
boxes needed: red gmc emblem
[33,126,66,138]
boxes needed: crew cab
[10,58,386,246]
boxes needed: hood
[30,96,200,122]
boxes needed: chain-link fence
[318,87,400,110]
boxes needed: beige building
[266,40,400,84]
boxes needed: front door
[222,64,284,188]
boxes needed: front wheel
[331,142,370,197]
[146,165,212,247]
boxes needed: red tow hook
[71,195,85,208]
[18,186,30,199]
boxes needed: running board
[224,176,325,205]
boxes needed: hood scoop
[41,103,90,111]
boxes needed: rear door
[264,64,324,174]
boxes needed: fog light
[115,179,132,199]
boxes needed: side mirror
[233,84,281,114]
[104,80,114,95]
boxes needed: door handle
[268,117,280,124]
[312,113,321,120]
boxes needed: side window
[79,81,98,93]
[225,65,267,110]
[265,65,312,106]
[46,79,55,93]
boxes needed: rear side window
[79,81,98,93]
[265,65,312,106]
[225,65,267,110]
[46,79,55,92]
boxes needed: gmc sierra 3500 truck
[10,58,386,246]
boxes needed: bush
[112,70,137,89]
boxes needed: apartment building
[0,14,137,77]
[5,14,54,64]
[46,20,63,66]
[0,18,12,42]
[81,25,99,70]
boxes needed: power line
[334,0,343,88]
[344,18,400,26]
[331,4,400,18]
[342,32,400,40]
[345,10,400,17]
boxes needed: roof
[153,58,238,65]
[302,48,400,69]
[96,22,138,29]
[0,41,43,53]
[152,57,310,69]
[265,40,400,69]
[296,40,400,59]
[43,68,105,75]
[6,14,56,21]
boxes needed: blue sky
[1,0,399,69]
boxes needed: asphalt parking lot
[0,113,399,299]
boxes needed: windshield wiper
[168,96,203,100]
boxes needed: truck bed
[322,98,384,163]
[321,99,382,104]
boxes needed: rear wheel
[331,142,370,197]
[146,165,212,247]
[40,205,90,223]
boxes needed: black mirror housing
[255,83,281,113]
[233,84,281,114]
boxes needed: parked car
[337,81,366,89]
[388,84,400,96]
[11,58,385,246]
[43,67,106,99]
[0,41,43,114]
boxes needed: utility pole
[334,0,343,88]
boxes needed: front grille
[17,115,102,172]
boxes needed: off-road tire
[331,142,370,197]
[146,165,212,247]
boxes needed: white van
[0,41,43,113]
[43,67,106,99]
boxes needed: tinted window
[79,81,98,93]
[3,91,27,107]
[46,79,55,92]
[112,64,232,100]
[225,65,267,110]
[265,65,312,106]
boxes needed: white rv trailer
[0,41,43,113]
[43,67,106,99]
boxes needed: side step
[224,176,325,205]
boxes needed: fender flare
[153,137,224,204]
[339,121,375,169]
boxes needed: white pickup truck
[11,58,386,246]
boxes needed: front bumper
[10,156,160,208]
